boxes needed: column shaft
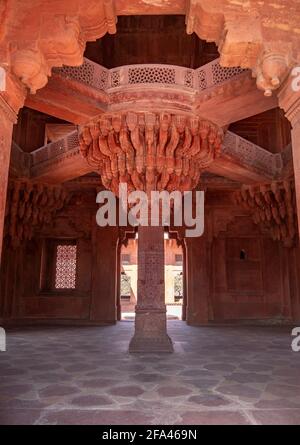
[129,225,173,352]
[0,106,14,262]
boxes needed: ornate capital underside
[79,112,224,195]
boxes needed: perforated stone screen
[55,244,77,289]
[128,66,176,85]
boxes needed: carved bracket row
[4,180,71,248]
[234,181,297,247]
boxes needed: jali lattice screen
[55,244,77,289]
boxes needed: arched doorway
[118,232,186,322]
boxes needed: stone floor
[0,321,300,425]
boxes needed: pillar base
[129,309,174,353]
[129,334,173,353]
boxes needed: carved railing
[30,130,80,176]
[222,131,283,178]
[10,142,31,177]
[55,57,247,92]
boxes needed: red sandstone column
[278,78,300,322]
[291,125,300,232]
[129,225,173,353]
[116,241,122,321]
[0,73,25,263]
[0,105,15,261]
[279,77,300,238]
[182,242,187,321]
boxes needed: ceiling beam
[25,73,108,124]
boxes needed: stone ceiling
[84,15,219,69]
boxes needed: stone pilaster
[278,75,300,322]
[0,101,18,262]
[0,70,25,262]
[129,225,173,353]
[90,224,119,323]
[278,74,300,238]
[116,240,122,321]
[185,234,209,325]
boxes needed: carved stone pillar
[129,226,173,353]
[181,242,187,321]
[279,75,300,322]
[0,108,18,261]
[0,72,25,262]
[116,240,122,321]
[278,77,300,238]
[0,107,13,260]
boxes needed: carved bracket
[4,1,117,93]
[186,0,297,97]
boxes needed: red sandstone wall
[210,224,288,321]
[0,190,119,325]
[184,191,300,325]
[1,189,300,325]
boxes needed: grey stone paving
[0,321,300,425]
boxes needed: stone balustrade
[30,131,80,171]
[55,57,247,93]
[222,132,283,179]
